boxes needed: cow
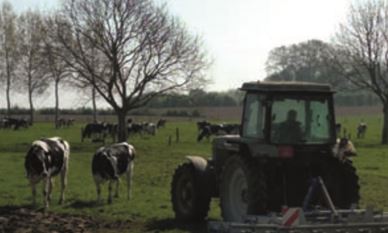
[357,122,367,139]
[128,123,144,136]
[143,122,157,135]
[197,120,210,132]
[3,117,29,130]
[332,138,357,161]
[157,119,166,128]
[197,123,240,142]
[57,118,75,128]
[81,122,108,142]
[24,137,70,209]
[92,142,135,204]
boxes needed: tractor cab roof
[241,81,334,93]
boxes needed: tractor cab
[241,81,336,146]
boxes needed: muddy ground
[0,206,135,233]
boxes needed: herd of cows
[0,117,29,130]
[1,116,367,210]
[196,120,241,141]
[81,118,167,142]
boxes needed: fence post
[168,135,172,146]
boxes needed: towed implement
[208,207,388,233]
[208,176,388,233]
[170,81,388,232]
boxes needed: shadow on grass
[66,200,100,209]
[145,218,208,233]
[0,204,37,214]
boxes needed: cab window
[243,94,265,139]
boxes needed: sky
[0,0,353,108]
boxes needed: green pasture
[0,115,387,232]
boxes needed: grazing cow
[197,123,240,142]
[157,119,166,128]
[24,137,70,209]
[128,123,144,136]
[357,122,367,139]
[81,122,108,142]
[197,120,210,132]
[332,138,357,161]
[57,118,75,128]
[92,142,135,204]
[3,117,29,130]
[143,122,157,135]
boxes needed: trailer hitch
[303,176,338,218]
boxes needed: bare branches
[48,0,210,140]
[332,0,388,103]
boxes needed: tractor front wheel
[171,163,211,221]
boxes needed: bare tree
[50,0,209,141]
[42,18,73,128]
[0,1,18,116]
[17,10,49,124]
[330,0,388,144]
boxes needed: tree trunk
[54,79,59,128]
[28,75,34,125]
[6,74,11,117]
[92,85,97,123]
[5,50,11,117]
[117,110,128,142]
[382,104,388,144]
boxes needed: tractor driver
[273,109,304,144]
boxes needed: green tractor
[171,81,360,222]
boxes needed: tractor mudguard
[186,156,217,197]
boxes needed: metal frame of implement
[208,177,388,233]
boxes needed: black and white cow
[357,122,367,139]
[143,122,157,135]
[92,142,135,204]
[24,137,70,209]
[197,123,240,142]
[81,122,108,142]
[332,138,357,161]
[157,119,166,128]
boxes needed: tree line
[0,0,209,141]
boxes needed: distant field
[0,114,387,232]
[20,105,384,123]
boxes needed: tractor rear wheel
[171,163,211,221]
[323,158,360,208]
[219,156,267,222]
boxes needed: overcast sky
[0,0,353,108]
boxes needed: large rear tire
[219,156,267,222]
[323,158,360,208]
[171,163,211,221]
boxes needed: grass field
[0,115,388,232]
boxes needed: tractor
[171,81,360,223]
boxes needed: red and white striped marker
[282,207,302,227]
